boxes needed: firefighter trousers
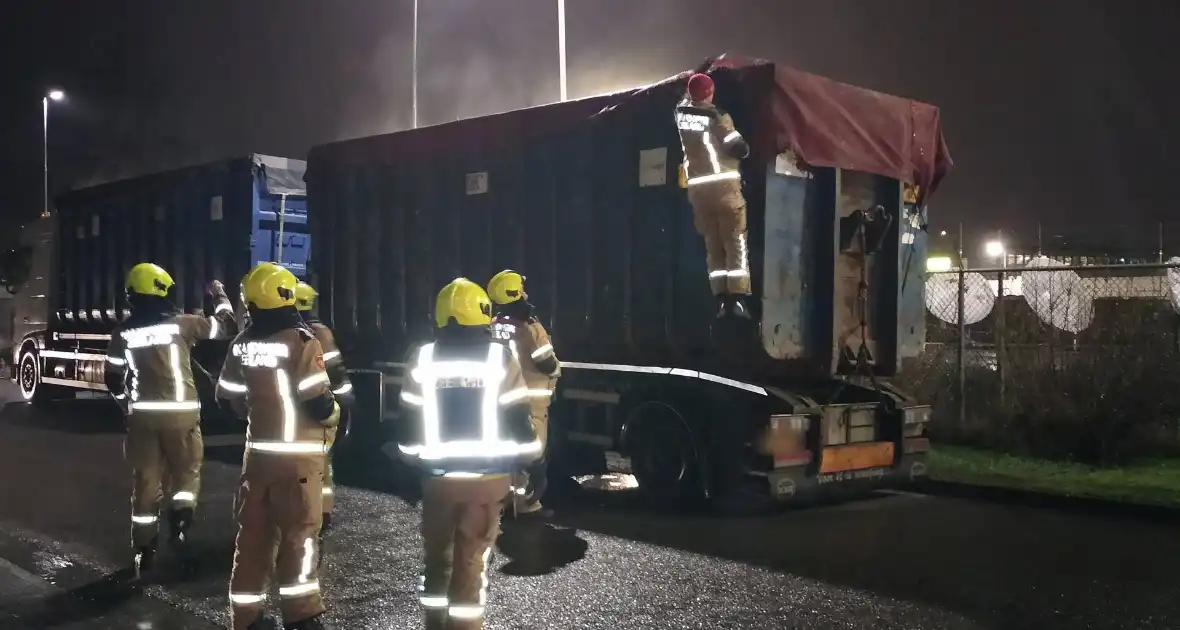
[322,425,338,514]
[514,404,550,514]
[420,474,511,630]
[688,183,751,296]
[125,414,203,548]
[229,454,325,630]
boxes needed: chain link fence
[902,260,1180,465]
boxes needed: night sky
[3,0,1179,251]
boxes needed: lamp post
[411,0,419,128]
[557,0,567,101]
[42,89,65,218]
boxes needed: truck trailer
[10,154,311,411]
[307,54,953,509]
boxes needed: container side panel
[760,171,810,359]
[897,204,928,361]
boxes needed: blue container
[52,154,308,331]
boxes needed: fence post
[997,229,1006,409]
[957,223,966,428]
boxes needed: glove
[207,279,227,299]
[320,402,341,428]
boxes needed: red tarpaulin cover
[312,53,953,202]
[700,54,953,203]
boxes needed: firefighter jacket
[674,99,750,188]
[104,297,236,418]
[397,336,539,475]
[305,319,354,405]
[491,315,559,413]
[215,323,338,458]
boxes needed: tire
[17,348,61,406]
[624,401,703,509]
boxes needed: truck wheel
[625,401,702,509]
[18,348,60,406]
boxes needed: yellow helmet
[241,262,297,310]
[126,263,174,297]
[487,270,526,305]
[294,281,318,312]
[435,278,492,328]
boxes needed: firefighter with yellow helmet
[103,262,236,572]
[398,278,539,630]
[217,262,338,630]
[294,281,353,538]
[487,270,560,517]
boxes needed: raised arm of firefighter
[214,334,249,420]
[714,110,749,160]
[294,332,340,428]
[313,324,353,406]
[104,328,130,415]
[177,279,237,343]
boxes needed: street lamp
[984,240,1005,259]
[42,89,66,217]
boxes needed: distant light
[985,240,1005,258]
[47,90,65,102]
[939,230,947,236]
[926,256,953,272]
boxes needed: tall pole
[42,97,49,218]
[557,0,567,101]
[411,0,419,129]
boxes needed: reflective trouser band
[172,491,196,503]
[247,441,329,454]
[130,401,201,411]
[278,581,320,598]
[229,592,266,605]
[131,514,158,525]
[420,595,448,609]
[686,171,740,186]
[449,604,485,619]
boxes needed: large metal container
[52,154,309,331]
[307,55,950,383]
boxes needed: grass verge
[928,445,1180,509]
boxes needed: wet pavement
[1,382,1179,629]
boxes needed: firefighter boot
[715,294,730,319]
[729,295,752,320]
[284,613,334,630]
[168,507,194,546]
[133,535,158,578]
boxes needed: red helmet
[686,73,714,101]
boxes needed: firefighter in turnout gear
[487,270,560,517]
[398,278,540,630]
[675,72,753,318]
[104,262,236,573]
[217,263,339,630]
[294,281,353,538]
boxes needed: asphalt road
[1,382,1178,629]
